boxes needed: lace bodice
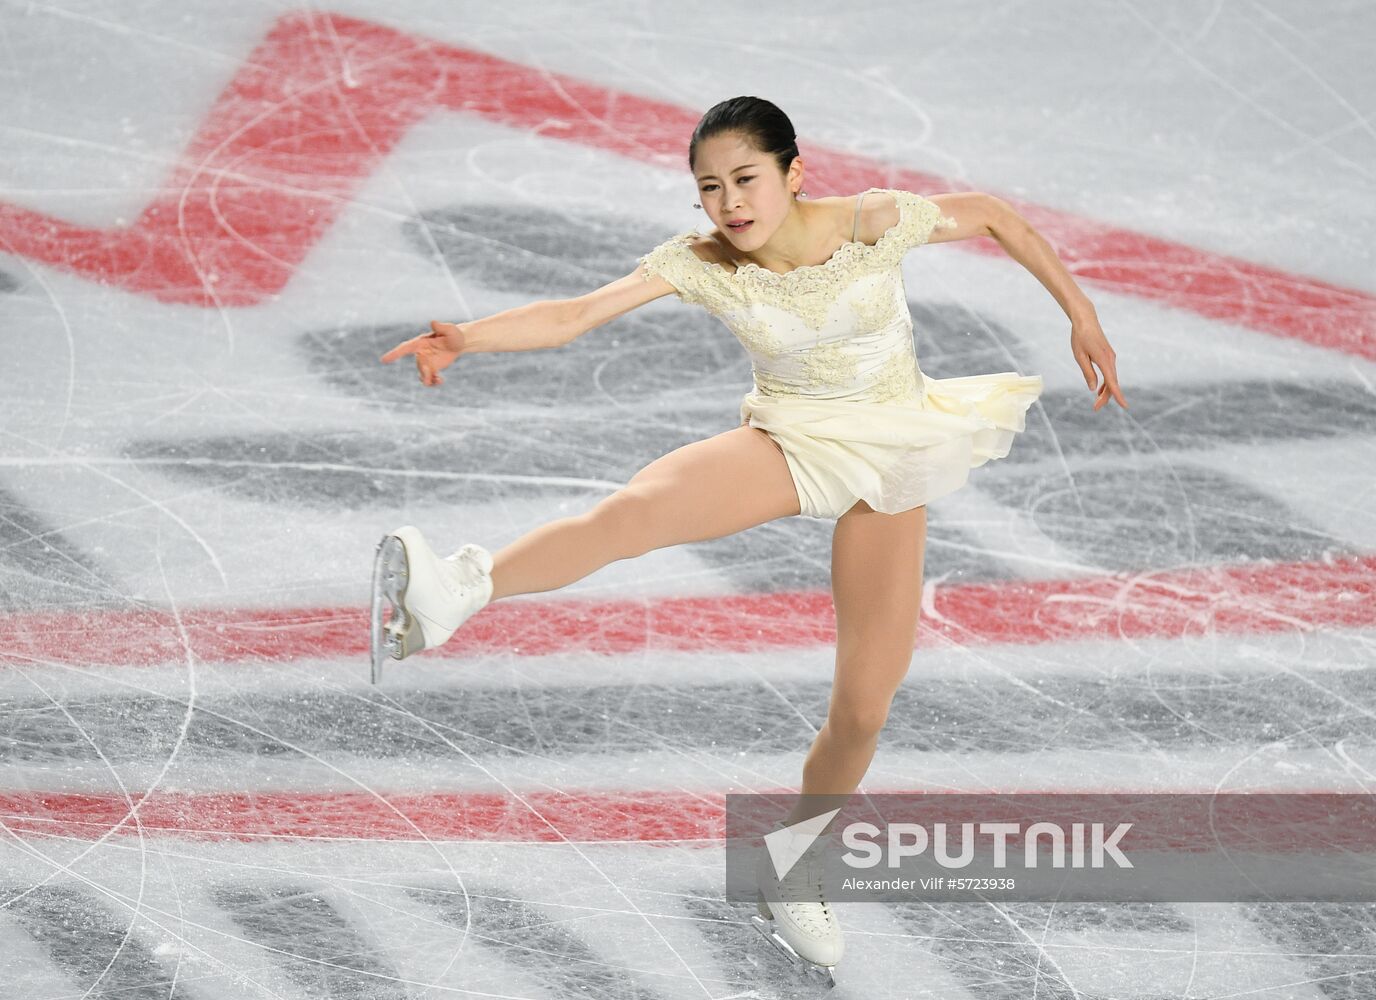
[638,188,958,403]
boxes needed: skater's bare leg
[783,500,927,830]
[487,425,801,601]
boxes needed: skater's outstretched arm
[921,190,1127,413]
[378,298,580,387]
[379,267,679,387]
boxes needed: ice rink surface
[2,1,1375,996]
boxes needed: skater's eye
[699,176,752,193]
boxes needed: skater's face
[692,132,802,249]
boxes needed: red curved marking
[0,11,1369,358]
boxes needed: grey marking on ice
[1241,902,1376,999]
[9,667,1376,765]
[0,483,129,611]
[409,884,667,1000]
[982,461,1345,571]
[215,883,405,999]
[401,203,671,297]
[4,884,192,999]
[887,900,1186,1000]
[1002,379,1376,463]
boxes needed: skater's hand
[380,321,465,387]
[1070,314,1127,411]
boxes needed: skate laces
[775,858,833,933]
[444,544,491,587]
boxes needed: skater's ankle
[781,793,854,834]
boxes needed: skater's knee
[588,488,664,557]
[826,699,891,742]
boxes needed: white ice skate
[751,843,843,987]
[369,525,494,684]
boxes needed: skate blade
[750,914,836,988]
[370,534,422,684]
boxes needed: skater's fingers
[1090,357,1126,412]
[380,339,419,364]
[382,330,446,364]
[1101,358,1128,410]
[1090,370,1126,412]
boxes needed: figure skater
[371,95,1125,984]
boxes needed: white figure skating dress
[638,188,1044,519]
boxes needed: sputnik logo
[763,808,842,880]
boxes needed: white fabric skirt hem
[740,371,1044,519]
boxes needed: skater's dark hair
[688,96,800,178]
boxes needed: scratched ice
[2,1,1375,997]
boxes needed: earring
[797,190,808,199]
[693,202,701,209]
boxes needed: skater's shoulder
[572,229,728,327]
[852,189,902,246]
[640,229,740,278]
[686,231,743,273]
[641,228,717,259]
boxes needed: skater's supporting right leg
[487,425,801,601]
[750,501,924,976]
[784,500,927,831]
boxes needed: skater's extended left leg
[487,424,801,600]
[370,424,799,679]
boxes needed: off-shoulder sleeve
[870,189,959,267]
[637,232,726,313]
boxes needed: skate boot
[369,525,494,684]
[751,839,843,987]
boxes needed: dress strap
[851,191,866,242]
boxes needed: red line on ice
[5,789,1376,849]
[0,552,1370,669]
[0,10,1369,358]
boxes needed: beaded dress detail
[638,188,1044,519]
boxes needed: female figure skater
[372,95,1125,983]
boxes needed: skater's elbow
[983,195,1033,243]
[455,298,585,354]
[925,192,1011,244]
[546,297,588,348]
